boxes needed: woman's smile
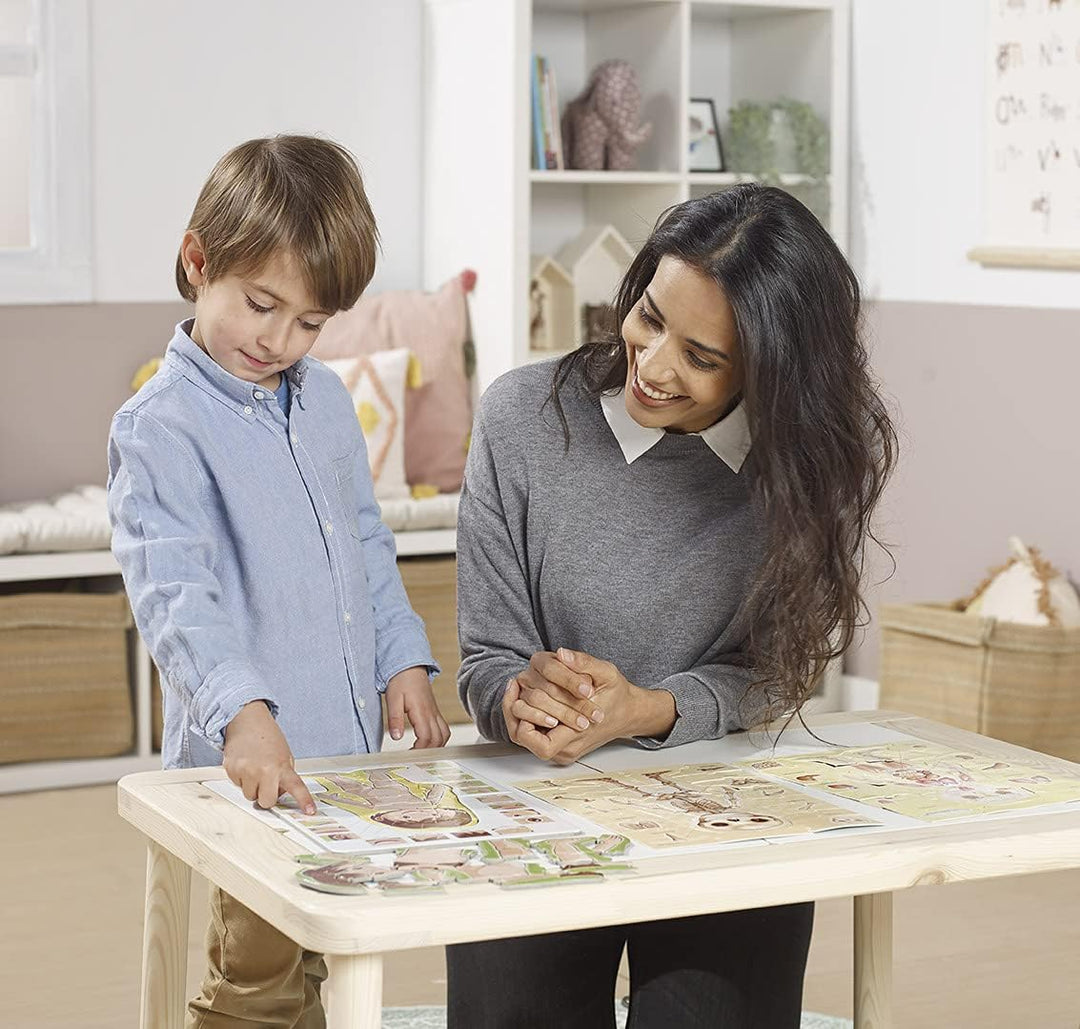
[630,361,686,406]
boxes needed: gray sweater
[456,359,768,749]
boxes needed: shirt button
[325,520,334,534]
[253,391,264,400]
[343,611,352,624]
[291,433,299,445]
[243,405,253,415]
[357,699,366,711]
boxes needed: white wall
[850,0,1080,309]
[90,0,422,301]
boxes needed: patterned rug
[381,1006,853,1028]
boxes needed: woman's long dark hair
[551,184,897,725]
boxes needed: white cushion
[0,486,112,555]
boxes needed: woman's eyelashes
[246,295,323,333]
[686,350,720,372]
[637,304,720,373]
[637,304,661,331]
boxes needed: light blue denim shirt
[108,320,437,769]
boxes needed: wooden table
[118,711,1080,1029]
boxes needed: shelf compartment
[533,1,683,174]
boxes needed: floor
[2,782,1079,1028]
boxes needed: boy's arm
[347,440,440,694]
[107,411,280,751]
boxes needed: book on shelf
[531,55,545,170]
[543,57,564,171]
[531,55,564,171]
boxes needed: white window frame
[0,0,90,303]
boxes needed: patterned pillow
[312,274,474,493]
[323,349,411,502]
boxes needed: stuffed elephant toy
[563,59,652,171]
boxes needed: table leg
[325,953,384,1029]
[853,892,893,1029]
[140,840,191,1029]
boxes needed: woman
[451,185,896,1028]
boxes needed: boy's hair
[175,134,378,312]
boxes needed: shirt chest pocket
[332,453,364,541]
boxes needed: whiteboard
[969,0,1080,269]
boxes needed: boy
[108,135,451,1027]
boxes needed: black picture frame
[688,97,725,173]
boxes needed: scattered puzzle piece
[293,833,638,895]
[533,837,603,868]
[477,837,532,862]
[395,846,474,867]
[585,834,632,859]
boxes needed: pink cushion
[313,276,473,493]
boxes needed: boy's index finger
[281,769,317,815]
[386,683,407,741]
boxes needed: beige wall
[2,299,1076,680]
[1,302,189,502]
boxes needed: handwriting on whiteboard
[981,0,1080,248]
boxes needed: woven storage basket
[396,555,469,724]
[880,602,1080,762]
[0,592,135,764]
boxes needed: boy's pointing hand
[224,700,317,815]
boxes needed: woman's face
[621,255,744,434]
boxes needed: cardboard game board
[741,741,1080,821]
[517,763,881,848]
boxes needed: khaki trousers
[186,886,328,1028]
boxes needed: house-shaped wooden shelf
[555,224,636,310]
[529,254,575,352]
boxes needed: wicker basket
[879,602,1080,762]
[0,592,135,764]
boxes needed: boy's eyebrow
[249,281,330,316]
[643,289,731,363]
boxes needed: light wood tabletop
[118,710,1080,1029]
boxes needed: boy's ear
[180,230,209,287]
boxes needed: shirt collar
[599,389,752,473]
[165,319,308,409]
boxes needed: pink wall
[851,300,1080,677]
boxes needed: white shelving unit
[0,529,456,794]
[424,0,849,387]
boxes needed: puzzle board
[516,763,882,849]
[208,759,590,854]
[742,741,1080,821]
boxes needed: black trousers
[446,902,814,1029]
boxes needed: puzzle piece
[394,846,474,867]
[532,837,601,868]
[477,837,533,862]
[295,858,406,895]
[584,834,632,859]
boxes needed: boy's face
[181,234,332,389]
